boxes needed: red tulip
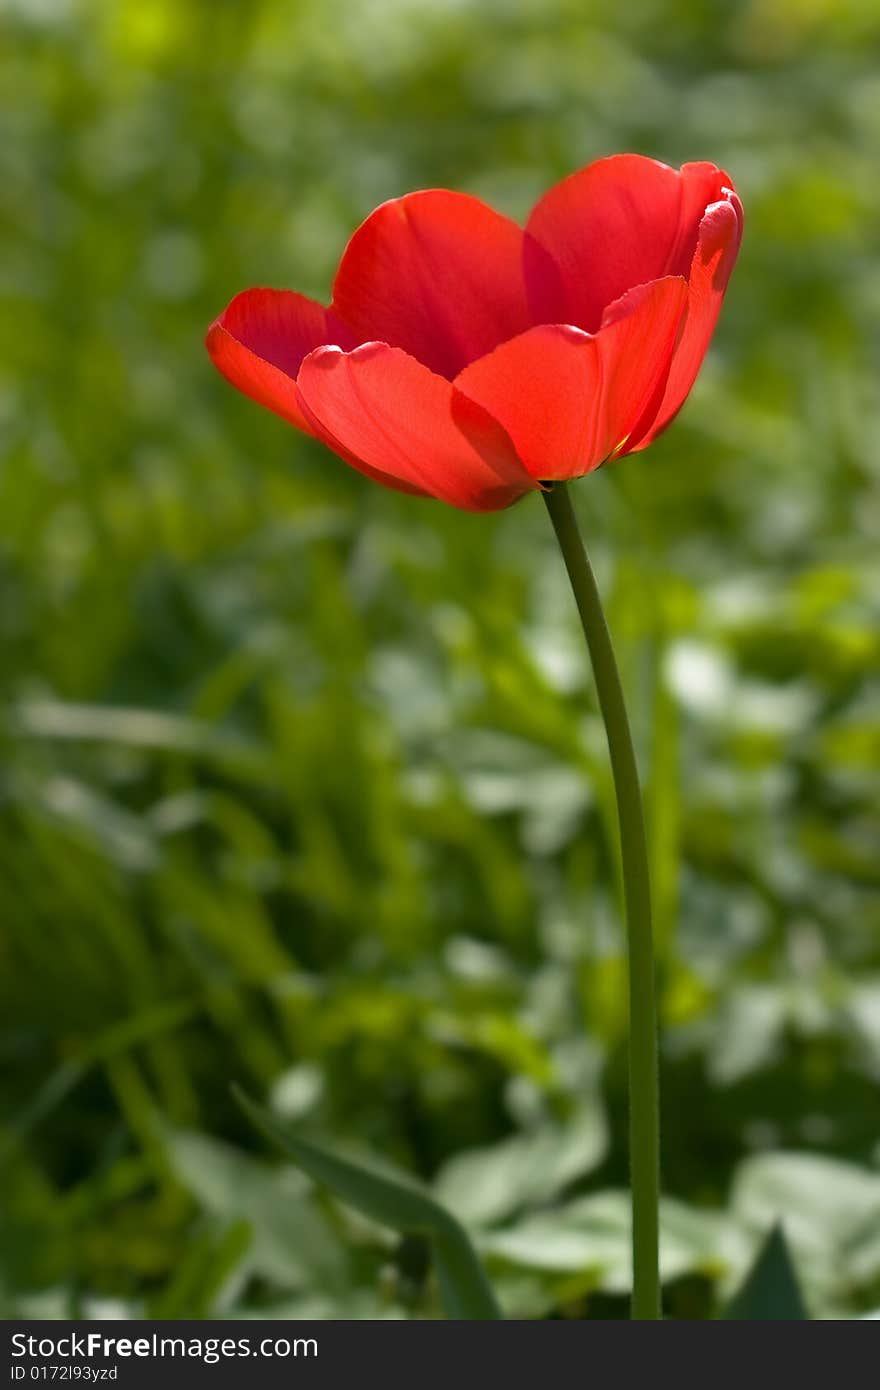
[207,155,742,512]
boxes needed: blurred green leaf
[433,1101,608,1228]
[732,1153,880,1314]
[148,1219,252,1318]
[165,1130,346,1292]
[484,1191,740,1294]
[233,1086,501,1319]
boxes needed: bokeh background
[2,0,880,1320]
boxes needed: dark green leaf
[232,1085,501,1320]
[723,1225,809,1320]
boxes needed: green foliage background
[2,0,879,1319]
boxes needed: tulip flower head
[207,155,742,512]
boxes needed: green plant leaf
[484,1190,737,1294]
[433,1100,608,1228]
[722,1225,809,1320]
[731,1152,880,1313]
[148,1219,251,1318]
[165,1129,346,1291]
[232,1085,501,1320]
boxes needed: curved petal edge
[206,288,357,437]
[297,342,536,511]
[455,276,689,480]
[635,186,744,447]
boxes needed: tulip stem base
[543,482,661,1321]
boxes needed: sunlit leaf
[483,1191,741,1294]
[166,1130,346,1291]
[732,1152,880,1313]
[433,1101,608,1228]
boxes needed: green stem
[543,482,661,1320]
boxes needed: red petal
[454,277,688,480]
[206,288,357,436]
[296,342,535,511]
[526,155,733,332]
[635,189,744,447]
[331,191,538,380]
